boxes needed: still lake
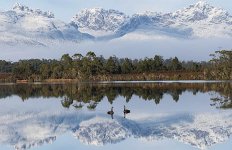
[0,81,232,150]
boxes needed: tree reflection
[211,95,232,109]
[73,102,84,109]
[0,82,231,109]
[209,82,232,109]
[87,102,98,110]
[61,96,73,108]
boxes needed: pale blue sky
[0,0,231,21]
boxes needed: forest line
[0,50,231,82]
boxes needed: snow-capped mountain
[69,1,232,39]
[115,12,194,39]
[171,1,232,37]
[0,3,93,46]
[116,1,232,38]
[173,1,232,24]
[0,1,232,46]
[72,8,129,36]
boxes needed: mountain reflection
[0,82,232,150]
[0,82,232,109]
[1,111,232,150]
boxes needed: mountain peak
[190,0,215,12]
[195,0,208,7]
[72,8,129,32]
[81,7,125,15]
[13,3,30,12]
[12,3,55,18]
[185,0,213,12]
[171,0,230,23]
[86,7,104,12]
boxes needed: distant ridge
[73,1,232,39]
[0,3,93,46]
[0,1,231,46]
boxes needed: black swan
[107,107,114,115]
[124,105,130,114]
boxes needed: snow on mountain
[0,1,232,45]
[116,1,232,39]
[0,3,93,46]
[72,8,129,37]
[12,3,54,18]
[172,1,232,24]
[70,1,232,39]
[171,1,232,38]
[115,12,194,39]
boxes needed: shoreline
[0,79,231,85]
[0,70,231,84]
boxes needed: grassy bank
[0,71,206,83]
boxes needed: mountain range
[0,3,93,46]
[0,1,232,46]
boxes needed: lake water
[0,81,232,150]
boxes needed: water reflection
[0,82,232,109]
[107,107,114,119]
[0,82,232,150]
[123,105,130,118]
[1,111,232,150]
